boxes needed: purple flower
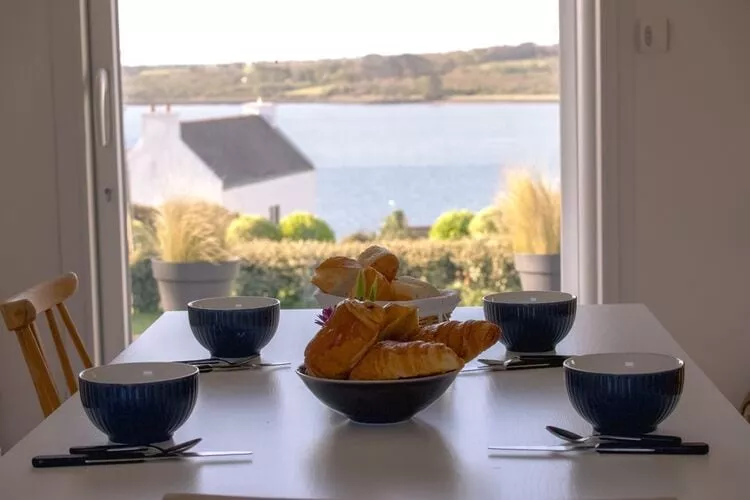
[315,306,335,327]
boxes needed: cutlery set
[32,438,253,468]
[177,356,291,373]
[462,354,568,373]
[33,359,282,469]
[488,425,709,455]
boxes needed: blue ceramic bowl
[297,366,459,424]
[79,362,199,444]
[187,296,280,358]
[564,353,685,434]
[483,291,577,352]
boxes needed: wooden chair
[0,272,93,417]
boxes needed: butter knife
[488,442,709,455]
[32,451,253,468]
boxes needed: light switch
[637,18,670,53]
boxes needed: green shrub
[380,209,411,239]
[129,239,519,312]
[130,259,160,313]
[227,215,282,246]
[429,210,474,240]
[279,212,335,242]
[469,206,505,239]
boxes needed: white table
[1,305,750,500]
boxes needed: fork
[196,361,290,373]
[69,437,202,457]
[177,356,258,366]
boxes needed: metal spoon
[545,425,682,446]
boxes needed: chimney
[242,97,276,127]
[140,105,181,143]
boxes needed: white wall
[127,112,224,207]
[613,0,750,406]
[223,171,317,219]
[0,0,95,451]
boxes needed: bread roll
[304,300,385,379]
[349,340,464,380]
[391,276,442,301]
[312,256,363,297]
[379,303,420,341]
[413,320,501,362]
[357,245,399,281]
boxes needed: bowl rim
[187,296,280,311]
[79,362,199,385]
[563,352,684,375]
[483,291,577,305]
[295,365,460,384]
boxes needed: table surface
[1,305,750,500]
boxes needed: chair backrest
[0,272,93,416]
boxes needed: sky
[118,0,559,66]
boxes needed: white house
[126,103,317,220]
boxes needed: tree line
[122,43,559,104]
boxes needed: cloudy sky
[118,0,558,65]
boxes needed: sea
[123,102,560,238]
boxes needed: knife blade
[463,362,559,373]
[479,356,569,366]
[488,442,709,455]
[32,451,253,468]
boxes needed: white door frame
[560,0,632,305]
[87,0,131,362]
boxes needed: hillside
[122,43,559,104]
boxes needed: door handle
[95,68,110,147]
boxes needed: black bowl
[297,366,459,424]
[564,353,685,434]
[79,362,199,444]
[188,296,280,358]
[483,291,577,352]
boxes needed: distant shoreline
[123,94,560,106]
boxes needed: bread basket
[313,289,460,326]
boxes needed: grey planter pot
[151,259,241,311]
[513,253,561,292]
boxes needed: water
[123,102,560,237]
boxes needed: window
[91,0,568,347]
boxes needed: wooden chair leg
[26,323,60,415]
[16,326,60,417]
[57,303,93,368]
[45,310,77,395]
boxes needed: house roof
[180,115,314,188]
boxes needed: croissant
[312,256,363,297]
[304,300,385,379]
[349,266,393,301]
[357,245,400,282]
[349,340,464,380]
[379,303,420,341]
[411,320,501,362]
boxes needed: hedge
[129,239,519,312]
